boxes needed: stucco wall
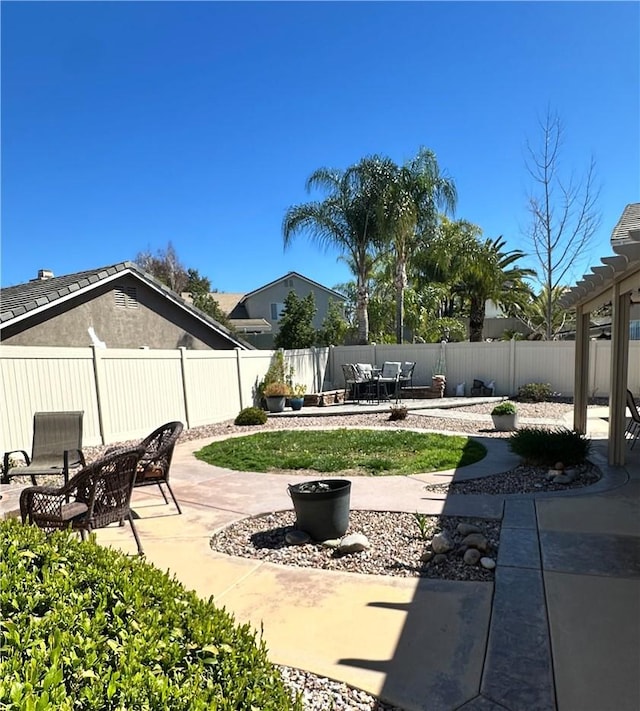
[2,276,238,350]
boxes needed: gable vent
[114,286,138,309]
[284,278,294,287]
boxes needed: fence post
[509,338,517,396]
[235,348,245,410]
[179,347,192,429]
[91,345,107,445]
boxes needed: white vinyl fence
[2,341,639,452]
[0,346,329,452]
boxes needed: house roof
[560,203,640,310]
[0,262,253,349]
[212,293,246,315]
[242,271,346,301]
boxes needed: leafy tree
[283,156,391,344]
[274,291,317,349]
[135,242,189,293]
[518,284,568,339]
[316,299,349,346]
[135,245,231,328]
[378,148,457,343]
[525,108,600,339]
[422,317,467,343]
[186,269,232,328]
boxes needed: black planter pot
[288,479,351,541]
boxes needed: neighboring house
[213,271,346,348]
[1,263,253,350]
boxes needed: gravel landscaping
[210,510,500,581]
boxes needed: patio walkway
[4,403,639,710]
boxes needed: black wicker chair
[20,447,146,555]
[133,421,184,514]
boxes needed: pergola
[560,203,640,465]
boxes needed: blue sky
[2,1,638,294]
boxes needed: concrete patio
[3,403,639,710]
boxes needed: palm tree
[458,237,535,342]
[378,148,457,343]
[283,157,390,344]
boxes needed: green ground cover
[196,429,486,476]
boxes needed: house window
[114,286,139,309]
[270,302,285,321]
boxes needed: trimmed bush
[491,401,517,416]
[508,427,591,466]
[388,405,409,421]
[234,407,268,426]
[0,519,301,710]
[517,382,553,402]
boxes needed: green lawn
[195,429,486,476]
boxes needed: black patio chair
[20,446,146,555]
[625,390,640,450]
[2,411,85,486]
[133,421,184,513]
[398,361,416,399]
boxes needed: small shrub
[517,382,553,402]
[0,519,301,710]
[291,383,307,398]
[235,407,268,426]
[491,401,517,416]
[389,405,409,421]
[263,381,292,397]
[509,427,591,466]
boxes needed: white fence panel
[97,349,186,442]
[236,350,276,410]
[182,350,244,427]
[0,346,102,451]
[513,342,575,396]
[444,342,512,396]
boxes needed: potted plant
[491,401,519,431]
[263,382,291,413]
[289,384,306,411]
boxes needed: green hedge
[0,519,301,710]
[508,427,591,466]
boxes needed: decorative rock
[285,530,311,545]
[461,533,489,553]
[456,522,482,536]
[463,548,481,565]
[454,546,468,557]
[553,474,572,485]
[432,553,448,565]
[338,533,370,554]
[420,550,434,562]
[546,470,558,480]
[320,538,340,548]
[431,531,454,554]
[480,557,496,570]
[554,461,564,470]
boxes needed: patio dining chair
[2,411,85,486]
[20,446,146,555]
[133,421,184,513]
[341,363,360,403]
[398,361,416,399]
[375,361,402,403]
[625,390,640,450]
